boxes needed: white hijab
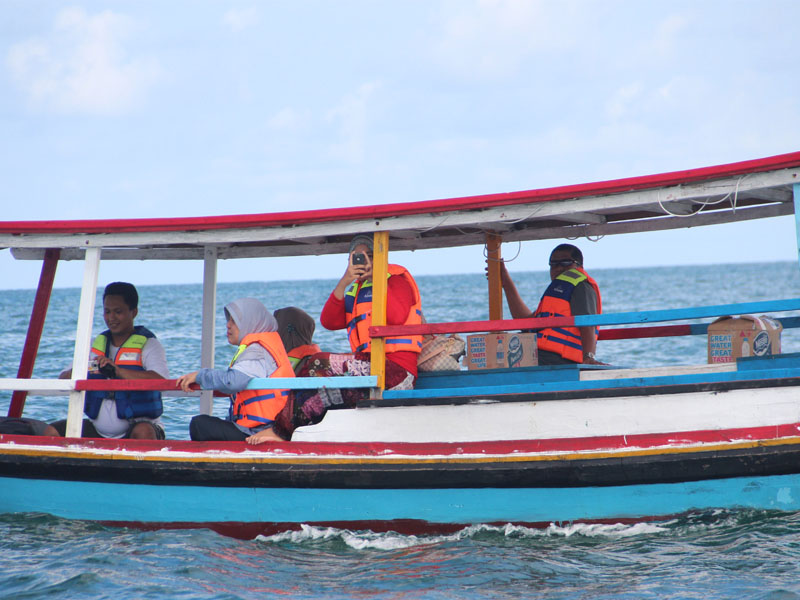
[224,298,277,344]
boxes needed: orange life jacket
[343,264,423,354]
[287,343,321,370]
[533,267,602,363]
[85,326,162,419]
[230,332,294,428]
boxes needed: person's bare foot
[246,428,283,445]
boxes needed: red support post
[8,249,60,417]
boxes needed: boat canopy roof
[2,151,799,261]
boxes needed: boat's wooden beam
[652,201,702,215]
[0,379,75,393]
[5,172,796,261]
[199,246,218,415]
[293,235,328,244]
[4,170,797,256]
[371,297,800,336]
[547,211,608,224]
[370,232,389,396]
[499,202,793,243]
[480,224,514,234]
[59,375,379,392]
[384,364,800,401]
[8,248,59,418]
[745,187,793,203]
[245,376,378,390]
[66,247,101,438]
[387,230,421,239]
[794,183,800,268]
[486,233,503,320]
[8,201,790,261]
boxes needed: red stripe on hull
[3,422,800,457]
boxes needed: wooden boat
[2,151,800,538]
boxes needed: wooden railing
[3,298,799,398]
[0,375,377,395]
[370,298,800,339]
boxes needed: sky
[1,0,799,290]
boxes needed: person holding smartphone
[54,282,169,439]
[284,234,423,435]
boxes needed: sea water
[2,262,800,599]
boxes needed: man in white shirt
[54,282,169,439]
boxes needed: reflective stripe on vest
[84,326,163,420]
[343,264,423,355]
[229,331,295,429]
[533,267,602,363]
[287,343,321,369]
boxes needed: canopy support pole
[486,233,503,320]
[66,247,101,438]
[199,246,218,415]
[794,184,800,271]
[370,232,389,398]
[8,248,60,418]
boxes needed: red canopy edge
[3,151,799,235]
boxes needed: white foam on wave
[258,523,444,550]
[543,521,668,538]
[257,520,668,548]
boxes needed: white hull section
[292,385,800,443]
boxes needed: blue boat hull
[4,473,800,534]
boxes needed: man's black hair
[551,243,583,266]
[104,282,139,310]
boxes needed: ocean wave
[257,519,670,549]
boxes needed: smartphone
[352,252,367,265]
[99,363,117,378]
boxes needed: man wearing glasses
[500,244,603,365]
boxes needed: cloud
[605,82,644,120]
[434,0,578,78]
[652,14,689,57]
[325,82,380,164]
[222,7,260,32]
[6,7,161,115]
[267,107,311,132]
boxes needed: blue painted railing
[573,298,800,328]
[384,353,800,400]
[242,375,377,391]
[238,299,800,392]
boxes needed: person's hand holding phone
[334,246,373,299]
[349,251,372,282]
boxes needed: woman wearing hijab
[288,234,422,434]
[273,306,320,374]
[177,298,294,444]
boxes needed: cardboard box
[466,333,538,370]
[707,315,782,363]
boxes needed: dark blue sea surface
[2,262,800,599]
[3,511,800,599]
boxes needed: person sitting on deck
[500,244,604,365]
[177,298,294,445]
[286,234,423,435]
[273,306,320,374]
[54,282,169,439]
[0,417,58,436]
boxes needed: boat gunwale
[2,422,799,459]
